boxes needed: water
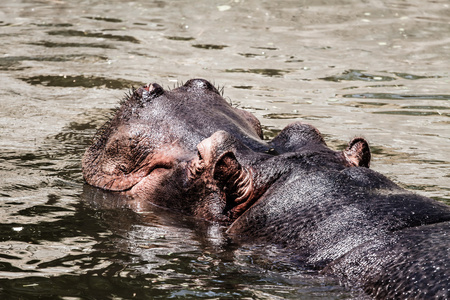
[0,0,449,298]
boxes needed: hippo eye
[264,148,278,155]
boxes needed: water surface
[0,0,449,298]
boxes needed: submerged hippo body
[204,130,450,299]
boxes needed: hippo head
[270,122,371,168]
[82,79,268,220]
[195,125,372,222]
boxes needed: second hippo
[198,130,450,299]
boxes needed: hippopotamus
[82,78,450,298]
[82,78,270,221]
[200,130,450,299]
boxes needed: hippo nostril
[137,83,164,102]
[143,83,152,92]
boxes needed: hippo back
[227,164,450,268]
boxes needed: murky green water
[0,0,449,298]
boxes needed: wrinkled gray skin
[83,79,450,298]
[204,130,450,299]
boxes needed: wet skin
[82,79,450,298]
[203,130,450,299]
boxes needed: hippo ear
[343,138,371,168]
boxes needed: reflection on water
[320,69,396,82]
[226,68,289,77]
[0,0,449,298]
[29,41,117,49]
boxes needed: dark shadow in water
[47,30,140,44]
[263,113,331,120]
[0,55,92,63]
[251,46,278,51]
[0,55,107,71]
[35,23,73,27]
[320,70,396,82]
[393,72,441,80]
[238,53,265,58]
[331,71,441,82]
[0,202,107,244]
[401,105,449,110]
[372,111,449,117]
[84,16,123,23]
[30,41,116,49]
[233,85,254,90]
[192,44,228,50]
[343,93,450,100]
[0,21,12,27]
[166,36,195,41]
[225,68,289,77]
[19,75,142,89]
